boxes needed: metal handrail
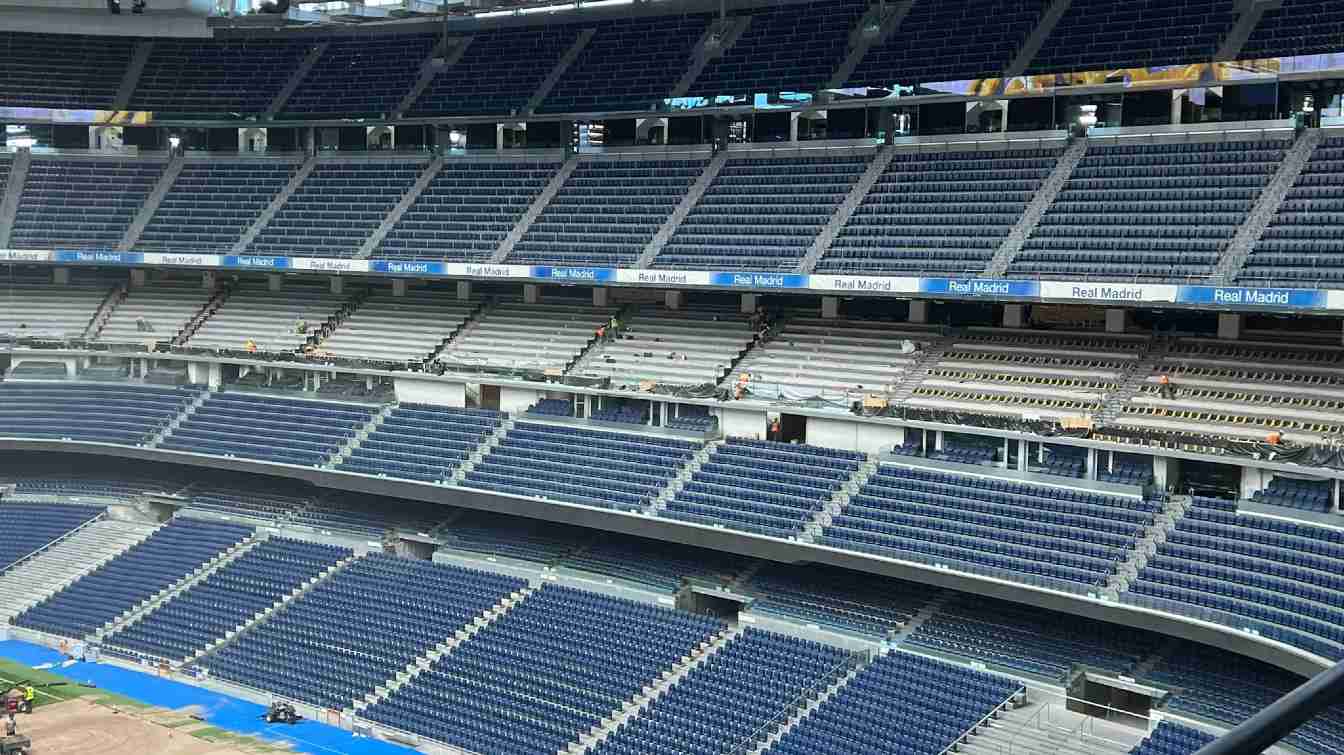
[938,685,1028,755]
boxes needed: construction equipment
[263,702,301,724]
[0,733,30,755]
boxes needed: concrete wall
[0,6,211,36]
[1241,465,1272,500]
[807,416,904,455]
[717,406,767,439]
[393,377,466,408]
[500,386,541,415]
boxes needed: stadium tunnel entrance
[1067,670,1167,730]
[677,584,749,623]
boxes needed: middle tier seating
[138,159,299,251]
[199,555,527,710]
[1129,722,1216,755]
[1010,140,1286,281]
[159,393,377,467]
[0,381,200,445]
[315,289,477,364]
[94,283,210,345]
[364,584,725,754]
[592,628,855,755]
[769,651,1023,755]
[13,517,254,639]
[0,502,103,573]
[652,153,869,271]
[659,438,864,539]
[186,282,347,354]
[436,300,614,373]
[817,147,1061,275]
[466,422,700,511]
[1240,136,1344,286]
[0,279,108,340]
[1126,498,1344,661]
[742,561,942,637]
[575,305,754,388]
[338,404,503,483]
[10,158,164,250]
[508,158,708,267]
[104,537,350,662]
[822,465,1155,587]
[249,160,426,258]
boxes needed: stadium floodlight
[168,135,181,149]
[107,0,121,13]
[1077,105,1098,128]
[1302,94,1315,113]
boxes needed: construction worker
[595,324,606,342]
[1157,374,1174,400]
[1266,431,1282,445]
[21,686,32,711]
[769,417,781,441]
[244,338,258,354]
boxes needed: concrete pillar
[908,300,928,324]
[1086,448,1098,481]
[934,430,944,451]
[456,280,471,301]
[523,284,540,304]
[330,276,344,295]
[1002,438,1011,469]
[130,269,147,288]
[1171,90,1183,125]
[1003,304,1026,329]
[789,112,799,142]
[496,124,506,151]
[202,271,216,290]
[392,279,406,297]
[1217,312,1242,341]
[740,293,757,314]
[821,296,839,319]
[268,273,283,292]
[140,358,149,377]
[53,268,70,285]
[209,363,221,390]
[1241,466,1270,500]
[1017,439,1028,472]
[1153,456,1179,493]
[665,290,684,310]
[593,287,609,308]
[1334,479,1340,513]
[1105,308,1129,334]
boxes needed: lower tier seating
[0,502,104,573]
[1129,722,1216,755]
[742,562,941,637]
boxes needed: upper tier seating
[282,35,439,118]
[290,491,451,537]
[185,483,312,521]
[0,280,106,339]
[104,537,350,662]
[1129,722,1216,755]
[94,284,208,345]
[909,592,1166,680]
[1239,136,1344,285]
[467,422,699,511]
[338,404,502,483]
[200,555,526,710]
[817,148,1061,275]
[561,535,749,591]
[159,393,376,467]
[592,628,854,755]
[138,160,299,252]
[660,438,863,539]
[1252,477,1332,514]
[686,0,863,96]
[0,382,199,445]
[407,27,581,116]
[250,160,425,258]
[1239,0,1344,59]
[1140,641,1344,755]
[0,32,133,109]
[316,290,475,364]
[376,160,559,261]
[1126,499,1344,660]
[654,153,868,271]
[13,518,253,638]
[12,475,179,501]
[439,511,588,564]
[770,651,1023,755]
[847,0,1048,86]
[538,14,711,114]
[508,159,707,267]
[11,159,163,250]
[1027,0,1238,74]
[436,301,613,373]
[728,317,932,399]
[364,584,724,755]
[128,39,314,114]
[0,502,103,573]
[823,465,1155,587]
[187,282,346,354]
[1010,140,1286,281]
[742,562,941,636]
[576,305,754,387]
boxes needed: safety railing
[938,685,1028,755]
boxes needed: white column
[53,268,70,285]
[330,276,344,295]
[1217,312,1242,341]
[1086,448,1097,480]
[821,296,839,319]
[908,300,928,324]
[130,269,147,288]
[740,293,757,314]
[392,279,407,297]
[1017,439,1028,471]
[593,287,609,308]
[202,271,216,290]
[456,280,471,300]
[1105,308,1128,334]
[665,290,684,310]
[524,284,540,304]
[268,273,283,292]
[1003,304,1026,329]
[789,112,799,142]
[934,430,944,451]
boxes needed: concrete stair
[357,155,446,258]
[646,440,718,514]
[825,0,917,89]
[890,337,953,404]
[802,455,878,543]
[232,155,318,255]
[984,138,1088,277]
[394,36,474,118]
[797,145,896,274]
[1002,0,1073,78]
[118,153,185,251]
[567,625,744,755]
[892,590,954,644]
[82,283,128,341]
[112,40,155,111]
[1214,0,1283,61]
[148,389,211,448]
[668,16,754,99]
[1104,495,1191,596]
[264,42,329,119]
[456,417,514,481]
[0,519,158,622]
[526,29,597,115]
[97,532,265,642]
[962,698,1139,755]
[0,147,31,248]
[328,404,396,468]
[745,653,870,755]
[490,158,580,263]
[636,151,729,268]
